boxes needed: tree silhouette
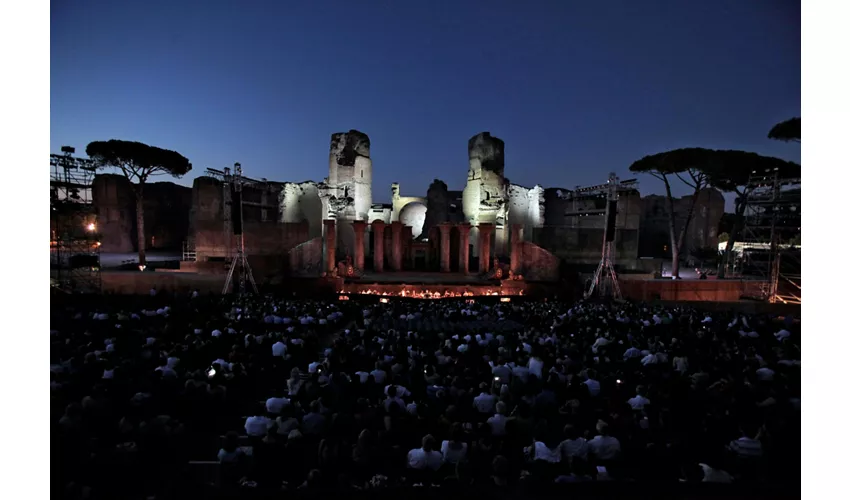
[629,148,712,279]
[86,140,192,266]
[768,117,801,143]
[701,150,800,278]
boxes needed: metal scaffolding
[738,170,801,304]
[578,173,639,299]
[50,147,101,293]
[203,164,261,294]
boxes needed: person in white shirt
[218,432,246,464]
[266,396,290,415]
[407,435,442,471]
[728,425,764,459]
[627,386,651,410]
[440,426,468,464]
[623,344,642,360]
[487,402,509,436]
[271,341,287,358]
[354,370,370,383]
[155,360,177,378]
[588,422,621,461]
[383,385,406,412]
[641,352,659,366]
[591,334,610,354]
[244,415,273,437]
[559,425,589,462]
[583,370,601,397]
[370,362,387,385]
[385,384,411,398]
[511,361,530,383]
[528,355,544,379]
[755,365,775,382]
[775,329,791,340]
[473,385,499,414]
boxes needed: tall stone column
[438,223,452,273]
[478,223,494,273]
[402,225,413,268]
[510,224,524,275]
[371,221,385,272]
[457,223,471,274]
[352,220,366,270]
[323,219,336,274]
[390,221,403,271]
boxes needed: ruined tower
[321,130,373,259]
[462,132,509,257]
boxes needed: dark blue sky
[51,0,800,209]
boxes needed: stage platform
[349,271,499,285]
[339,273,528,298]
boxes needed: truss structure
[738,170,801,304]
[580,173,638,300]
[207,163,259,295]
[50,147,101,293]
[203,166,274,262]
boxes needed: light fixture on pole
[584,172,629,300]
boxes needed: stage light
[379,298,389,303]
[138,265,146,271]
[87,223,96,232]
[500,297,511,302]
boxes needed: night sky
[51,0,800,210]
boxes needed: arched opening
[398,202,427,239]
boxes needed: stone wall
[639,187,725,258]
[279,181,323,238]
[193,219,310,260]
[518,241,560,281]
[532,227,641,266]
[422,180,449,240]
[288,236,323,276]
[92,174,191,252]
[325,130,373,254]
[143,181,192,250]
[368,205,393,224]
[507,183,545,241]
[326,130,372,220]
[543,188,641,230]
[532,188,641,265]
[190,176,312,260]
[463,132,509,256]
[92,174,134,252]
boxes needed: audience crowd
[52,291,800,498]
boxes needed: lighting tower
[222,163,258,295]
[584,172,630,299]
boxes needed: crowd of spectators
[52,290,800,498]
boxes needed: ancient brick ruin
[92,130,726,280]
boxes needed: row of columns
[324,219,522,275]
[362,220,404,272]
